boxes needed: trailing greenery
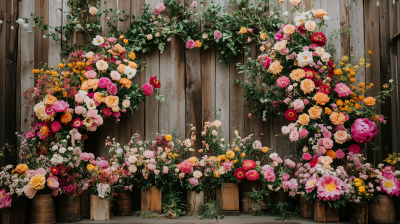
[271,202,299,221]
[245,188,270,216]
[196,200,224,220]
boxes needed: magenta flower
[348,144,361,154]
[98,77,111,88]
[351,118,379,144]
[72,118,82,128]
[334,83,351,98]
[45,105,54,115]
[107,82,117,95]
[52,100,69,112]
[302,153,312,161]
[189,178,199,187]
[299,129,308,138]
[246,170,259,181]
[103,108,112,117]
[24,131,35,139]
[276,76,290,88]
[213,30,222,39]
[305,176,317,193]
[98,160,109,169]
[51,121,62,133]
[282,173,290,181]
[178,160,193,174]
[142,83,153,96]
[336,149,345,159]
[0,189,12,209]
[107,37,117,43]
[315,174,345,201]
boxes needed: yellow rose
[262,147,269,153]
[283,25,295,35]
[300,79,315,94]
[260,32,267,40]
[28,174,46,190]
[308,106,322,119]
[289,0,301,6]
[166,134,172,141]
[15,164,29,175]
[240,153,246,157]
[104,96,119,108]
[314,92,330,105]
[195,40,202,48]
[290,69,306,82]
[298,114,310,126]
[87,164,94,172]
[329,112,346,125]
[189,157,198,164]
[114,44,124,53]
[128,61,137,69]
[80,81,90,91]
[363,97,376,107]
[119,78,132,89]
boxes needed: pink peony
[288,123,296,130]
[284,159,296,168]
[263,167,276,182]
[179,160,193,174]
[24,131,35,139]
[299,129,308,138]
[223,161,233,171]
[107,37,117,43]
[336,149,345,159]
[293,99,305,112]
[302,153,312,161]
[277,76,290,88]
[246,170,259,181]
[0,189,12,209]
[36,168,46,175]
[107,83,117,95]
[185,39,196,49]
[281,126,290,134]
[80,153,90,161]
[334,83,351,98]
[87,123,97,132]
[323,131,332,138]
[27,170,37,179]
[282,173,290,181]
[190,1,197,8]
[23,185,37,199]
[142,83,153,96]
[289,131,299,142]
[154,170,160,175]
[52,100,69,112]
[93,115,104,126]
[98,77,111,88]
[45,105,54,115]
[261,56,272,69]
[154,3,165,15]
[214,30,222,39]
[75,106,85,114]
[86,70,97,79]
[98,160,109,169]
[103,108,112,117]
[163,166,169,174]
[188,178,199,187]
[88,153,95,160]
[322,138,333,149]
[316,174,345,201]
[305,177,317,193]
[47,177,59,190]
[143,150,155,159]
[304,99,309,105]
[242,160,256,171]
[51,121,62,132]
[146,163,156,171]
[86,109,98,118]
[348,144,361,154]
[110,71,121,81]
[351,118,379,144]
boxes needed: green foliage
[271,202,299,221]
[245,188,270,216]
[196,200,224,219]
[162,190,187,218]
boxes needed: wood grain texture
[300,197,314,219]
[29,194,56,224]
[0,0,6,166]
[339,0,350,57]
[242,180,260,214]
[48,0,62,67]
[313,198,339,223]
[368,194,396,224]
[201,46,216,124]
[1,200,28,224]
[395,0,400,154]
[187,190,205,214]
[216,183,239,211]
[141,186,162,212]
[90,195,110,221]
[100,0,117,36]
[349,202,368,224]
[349,0,365,89]
[80,190,91,218]
[229,53,244,141]
[34,0,49,69]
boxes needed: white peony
[297,51,314,67]
[218,166,226,175]
[270,153,278,159]
[59,147,67,153]
[124,66,136,79]
[51,145,58,151]
[92,35,104,46]
[294,14,307,26]
[116,148,123,155]
[50,154,64,165]
[315,47,325,57]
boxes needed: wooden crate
[369,195,396,224]
[241,180,260,214]
[216,183,239,215]
[349,202,368,224]
[141,186,162,213]
[300,196,314,219]
[1,200,28,224]
[187,190,204,214]
[90,195,110,221]
[314,198,339,223]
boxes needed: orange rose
[195,40,202,48]
[15,164,29,174]
[120,78,131,89]
[298,114,310,126]
[115,44,124,53]
[44,94,57,105]
[268,61,283,74]
[80,81,90,91]
[123,39,128,44]
[308,106,322,119]
[94,92,105,103]
[117,64,126,74]
[314,92,330,105]
[326,150,336,159]
[128,61,137,69]
[238,27,247,34]
[329,112,345,125]
[87,79,99,90]
[290,69,305,82]
[314,9,328,19]
[105,96,119,108]
[61,113,72,123]
[300,79,315,94]
[363,97,376,106]
[119,35,124,40]
[283,24,295,35]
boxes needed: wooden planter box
[55,194,81,223]
[187,190,204,214]
[241,180,260,214]
[349,202,368,224]
[299,196,314,219]
[141,186,162,213]
[216,183,239,216]
[90,195,110,221]
[115,189,133,216]
[369,194,396,224]
[270,191,295,211]
[29,194,56,224]
[80,190,90,218]
[314,198,339,223]
[0,200,28,224]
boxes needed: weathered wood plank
[229,53,244,142]
[100,0,117,36]
[339,0,350,58]
[395,0,400,153]
[118,0,131,33]
[349,0,365,86]
[0,0,8,166]
[34,0,49,69]
[48,0,62,67]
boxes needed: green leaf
[155,94,165,102]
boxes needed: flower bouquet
[0,165,29,209]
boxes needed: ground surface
[57,214,351,224]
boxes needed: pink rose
[283,98,291,104]
[351,118,378,144]
[282,48,290,55]
[304,99,309,105]
[86,109,98,118]
[334,83,351,98]
[190,1,197,8]
[51,121,62,132]
[293,99,304,112]
[186,39,196,49]
[319,146,326,154]
[336,149,345,159]
[98,160,109,169]
[93,115,104,126]
[107,37,117,43]
[87,123,98,132]
[323,131,332,138]
[23,185,36,199]
[299,129,308,138]
[36,168,46,175]
[281,126,290,134]
[163,166,169,174]
[214,30,222,39]
[348,144,361,154]
[282,173,290,181]
[154,3,165,15]
[52,100,69,112]
[322,138,333,149]
[116,60,121,65]
[289,131,299,142]
[189,178,199,187]
[142,83,153,96]
[98,77,111,88]
[80,153,90,161]
[110,71,121,81]
[288,123,296,130]
[75,93,85,104]
[277,76,290,88]
[107,83,117,95]
[302,153,312,160]
[75,106,85,115]
[85,70,97,79]
[27,170,37,179]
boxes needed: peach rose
[315,47,325,57]
[308,105,322,119]
[115,44,124,53]
[44,94,57,105]
[289,0,301,6]
[80,81,90,91]
[329,112,346,125]
[105,96,119,108]
[96,60,108,71]
[119,78,132,88]
[314,92,330,105]
[268,61,283,74]
[319,156,333,165]
[300,79,315,94]
[283,25,295,35]
[15,164,29,174]
[298,114,310,126]
[305,21,316,31]
[274,40,287,52]
[24,185,37,199]
[112,107,120,112]
[87,79,99,90]
[129,61,138,69]
[85,51,94,60]
[334,131,348,144]
[94,92,105,103]
[290,69,305,82]
[110,71,121,81]
[314,9,328,19]
[117,64,126,74]
[89,7,98,15]
[363,97,376,106]
[122,100,130,108]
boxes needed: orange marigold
[61,113,72,124]
[326,150,336,159]
[363,97,376,107]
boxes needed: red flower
[50,166,60,175]
[246,170,259,181]
[285,109,297,121]
[318,84,330,94]
[234,168,246,180]
[242,160,256,171]
[311,32,326,47]
[296,25,307,36]
[328,60,335,69]
[149,76,161,88]
[308,158,319,167]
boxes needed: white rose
[128,155,138,164]
[59,147,67,153]
[315,47,325,57]
[92,35,104,46]
[122,99,130,108]
[321,52,331,62]
[219,166,226,175]
[52,145,58,151]
[128,165,137,173]
[193,171,203,179]
[297,51,313,67]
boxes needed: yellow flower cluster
[385,153,400,165]
[168,153,179,159]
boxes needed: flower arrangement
[0,165,29,208]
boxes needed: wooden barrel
[115,189,133,216]
[80,190,90,218]
[55,194,81,222]
[314,198,339,223]
[270,191,294,211]
[369,194,396,224]
[349,202,368,224]
[1,200,29,224]
[29,194,56,224]
[299,196,314,218]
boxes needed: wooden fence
[0,0,399,164]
